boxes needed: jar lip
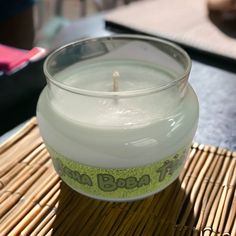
[44,34,191,98]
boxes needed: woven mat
[0,118,235,236]
[105,0,236,60]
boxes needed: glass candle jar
[37,35,199,201]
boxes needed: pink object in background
[0,44,46,74]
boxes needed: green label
[47,147,187,200]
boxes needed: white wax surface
[37,58,198,168]
[61,60,174,92]
[49,60,181,128]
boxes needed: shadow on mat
[50,179,199,236]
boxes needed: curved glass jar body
[37,35,199,201]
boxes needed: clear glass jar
[37,35,199,201]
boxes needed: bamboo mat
[0,118,235,236]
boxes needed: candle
[37,35,199,201]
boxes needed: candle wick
[112,71,119,92]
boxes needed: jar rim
[44,35,191,98]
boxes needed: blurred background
[34,0,141,48]
[0,0,142,135]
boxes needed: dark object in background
[208,10,236,39]
[0,58,46,135]
[0,1,35,50]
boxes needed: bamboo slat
[0,117,235,236]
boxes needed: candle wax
[37,60,198,168]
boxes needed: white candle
[37,36,199,201]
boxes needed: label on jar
[47,146,188,200]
